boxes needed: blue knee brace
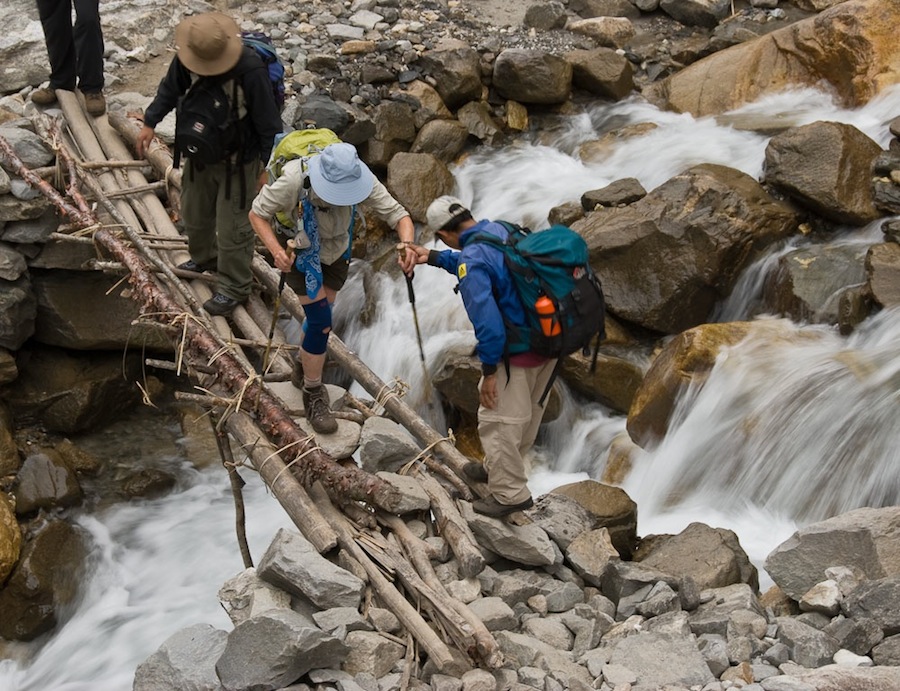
[302,298,332,354]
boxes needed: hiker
[249,140,416,434]
[135,12,282,316]
[406,196,557,518]
[33,0,106,115]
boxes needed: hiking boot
[302,385,338,434]
[177,258,217,273]
[463,462,488,483]
[83,91,106,116]
[290,358,304,389]
[203,292,242,316]
[31,86,58,105]
[472,495,534,518]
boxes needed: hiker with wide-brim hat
[136,12,282,317]
[249,136,416,435]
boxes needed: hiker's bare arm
[394,216,417,274]
[249,210,293,273]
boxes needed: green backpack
[267,128,343,228]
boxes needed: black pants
[35,0,104,92]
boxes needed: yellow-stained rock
[626,320,797,448]
[645,0,900,116]
[0,493,21,584]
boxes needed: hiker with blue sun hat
[250,133,415,434]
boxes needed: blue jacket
[430,220,527,368]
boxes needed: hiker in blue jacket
[407,196,557,518]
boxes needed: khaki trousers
[478,359,557,505]
[181,158,260,301]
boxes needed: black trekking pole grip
[405,271,416,305]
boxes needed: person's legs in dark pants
[35,0,77,91]
[72,0,104,93]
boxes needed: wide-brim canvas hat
[426,195,470,232]
[175,12,243,76]
[307,143,376,206]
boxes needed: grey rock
[776,616,840,668]
[462,502,560,567]
[467,596,518,631]
[257,528,365,609]
[133,623,227,691]
[217,567,293,627]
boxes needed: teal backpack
[469,222,606,403]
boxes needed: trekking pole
[405,271,426,365]
[261,270,286,374]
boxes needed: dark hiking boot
[31,86,58,105]
[84,91,106,116]
[303,385,338,434]
[290,358,304,389]
[177,258,217,273]
[203,292,243,316]
[463,462,488,483]
[472,495,534,518]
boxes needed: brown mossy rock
[551,479,637,558]
[559,350,645,414]
[0,519,88,641]
[645,0,900,116]
[626,320,796,448]
[0,493,20,585]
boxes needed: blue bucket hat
[307,143,375,206]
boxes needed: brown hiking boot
[31,86,58,105]
[84,91,106,116]
[302,385,337,434]
[472,495,534,518]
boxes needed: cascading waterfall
[2,85,899,689]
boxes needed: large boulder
[492,49,572,105]
[635,522,759,591]
[559,349,645,414]
[762,243,870,324]
[764,121,882,226]
[645,0,900,116]
[566,48,635,101]
[765,506,900,601]
[1,345,145,434]
[0,274,36,350]
[0,519,88,641]
[659,0,730,28]
[866,242,900,308]
[31,269,172,350]
[0,493,19,585]
[386,152,455,224]
[626,320,795,447]
[573,164,797,334]
[550,479,638,558]
[417,45,483,111]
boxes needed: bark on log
[226,411,338,553]
[414,470,485,579]
[108,110,182,191]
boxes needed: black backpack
[173,76,240,168]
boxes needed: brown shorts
[286,258,350,296]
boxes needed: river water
[1,85,899,689]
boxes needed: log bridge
[0,94,504,675]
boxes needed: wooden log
[414,470,485,579]
[226,412,338,553]
[108,110,182,191]
[379,512,503,668]
[309,482,461,674]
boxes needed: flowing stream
[2,85,899,689]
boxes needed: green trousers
[181,158,260,301]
